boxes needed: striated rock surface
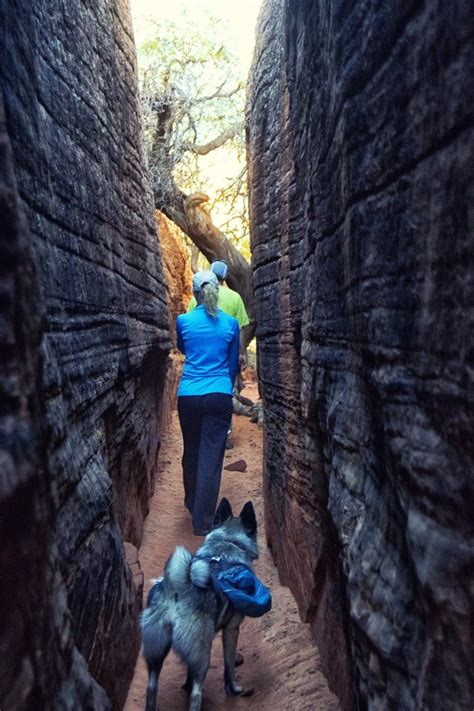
[247,1,473,709]
[0,97,110,711]
[1,0,170,708]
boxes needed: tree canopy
[137,15,250,259]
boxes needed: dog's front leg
[223,615,244,696]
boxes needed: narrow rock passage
[124,383,339,711]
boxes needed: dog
[140,497,259,711]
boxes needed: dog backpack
[210,561,272,618]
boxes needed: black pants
[177,393,233,534]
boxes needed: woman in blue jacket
[176,270,240,536]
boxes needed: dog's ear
[239,501,257,536]
[214,497,233,527]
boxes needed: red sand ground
[124,384,340,711]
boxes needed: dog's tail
[166,545,212,589]
[167,545,193,588]
[190,558,211,588]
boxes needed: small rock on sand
[224,459,247,472]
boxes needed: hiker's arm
[229,321,240,385]
[176,317,185,354]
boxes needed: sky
[130,0,263,74]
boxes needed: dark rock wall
[1,0,170,708]
[247,1,473,709]
[0,97,110,711]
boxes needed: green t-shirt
[187,285,250,328]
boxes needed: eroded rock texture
[247,1,473,709]
[1,0,170,708]
[157,211,193,339]
[0,97,110,711]
[154,212,192,434]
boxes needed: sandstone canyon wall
[0,1,170,707]
[247,1,473,709]
[0,96,111,711]
[155,211,192,427]
[157,211,193,340]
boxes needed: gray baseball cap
[192,270,218,292]
[211,260,229,279]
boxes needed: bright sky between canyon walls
[130,0,262,74]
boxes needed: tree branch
[182,121,244,155]
[156,184,254,342]
[195,82,243,103]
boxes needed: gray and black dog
[140,497,258,711]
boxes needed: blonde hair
[197,282,219,317]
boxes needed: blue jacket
[176,305,240,396]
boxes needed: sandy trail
[124,384,339,711]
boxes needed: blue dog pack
[193,556,272,617]
[212,562,272,617]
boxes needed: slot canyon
[0,1,472,710]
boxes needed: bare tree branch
[182,121,244,155]
[195,82,243,103]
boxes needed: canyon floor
[124,383,339,711]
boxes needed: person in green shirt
[187,260,250,449]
